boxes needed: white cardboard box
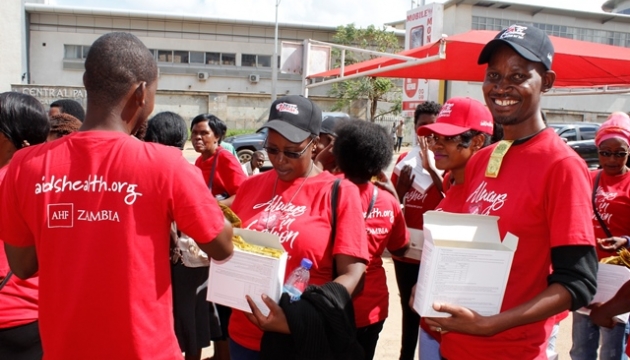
[413,211,519,317]
[404,228,424,261]
[207,228,287,316]
[576,263,630,323]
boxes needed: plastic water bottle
[282,258,312,302]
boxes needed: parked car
[548,122,600,168]
[223,112,350,164]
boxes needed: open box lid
[234,228,285,252]
[423,211,518,251]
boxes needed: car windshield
[256,128,268,135]
[547,124,563,133]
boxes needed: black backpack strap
[0,271,13,291]
[208,148,222,192]
[364,186,378,220]
[330,178,342,280]
[593,170,613,238]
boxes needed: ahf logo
[276,102,299,115]
[48,203,74,228]
[438,102,454,118]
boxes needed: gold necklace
[265,161,314,230]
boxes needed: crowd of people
[1,23,630,360]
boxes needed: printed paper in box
[413,211,518,317]
[576,263,630,323]
[207,228,287,316]
[392,146,439,193]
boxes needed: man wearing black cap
[425,24,598,359]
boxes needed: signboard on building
[11,85,87,107]
[403,3,444,116]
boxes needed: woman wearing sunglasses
[415,97,494,360]
[570,112,630,360]
[227,95,369,360]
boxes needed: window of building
[64,45,89,59]
[190,51,205,64]
[241,54,272,67]
[173,51,189,64]
[222,53,236,66]
[158,50,173,63]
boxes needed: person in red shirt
[228,95,369,359]
[0,32,234,360]
[424,24,597,359]
[191,114,247,207]
[190,113,246,359]
[415,97,493,359]
[0,92,50,360]
[332,119,410,360]
[572,112,630,360]
[390,101,442,360]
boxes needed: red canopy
[308,30,630,87]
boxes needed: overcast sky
[48,0,606,27]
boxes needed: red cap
[417,97,494,137]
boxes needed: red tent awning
[308,30,630,88]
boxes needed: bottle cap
[300,258,313,270]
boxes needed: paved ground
[188,144,574,359]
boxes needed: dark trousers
[393,258,421,360]
[356,320,385,360]
[0,321,42,360]
[396,137,403,151]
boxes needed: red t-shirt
[440,128,595,360]
[228,170,369,351]
[590,170,630,260]
[0,166,39,330]
[353,182,409,328]
[194,147,247,198]
[391,152,443,263]
[0,131,226,360]
[435,183,465,213]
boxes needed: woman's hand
[589,302,616,329]
[424,302,493,336]
[395,165,414,201]
[374,170,400,202]
[597,237,629,252]
[244,294,291,334]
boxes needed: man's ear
[134,82,147,106]
[542,70,556,93]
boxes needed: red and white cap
[417,97,494,137]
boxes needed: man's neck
[502,117,546,141]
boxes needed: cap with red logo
[478,24,554,70]
[417,97,494,137]
[260,95,322,143]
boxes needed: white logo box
[413,211,519,317]
[207,228,287,316]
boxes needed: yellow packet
[485,140,514,178]
[231,235,284,259]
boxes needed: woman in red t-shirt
[333,119,410,360]
[572,112,630,360]
[0,92,50,360]
[190,114,247,360]
[416,97,494,359]
[228,95,368,359]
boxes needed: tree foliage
[328,24,402,121]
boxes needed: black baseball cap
[320,116,346,137]
[478,24,554,70]
[261,95,322,143]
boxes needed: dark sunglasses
[264,138,314,159]
[598,150,629,158]
[425,134,462,146]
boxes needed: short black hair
[190,114,226,144]
[0,92,50,149]
[83,32,157,106]
[414,101,441,124]
[333,119,393,183]
[50,99,86,121]
[145,111,188,149]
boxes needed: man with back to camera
[424,24,598,359]
[1,32,234,360]
[49,99,86,122]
